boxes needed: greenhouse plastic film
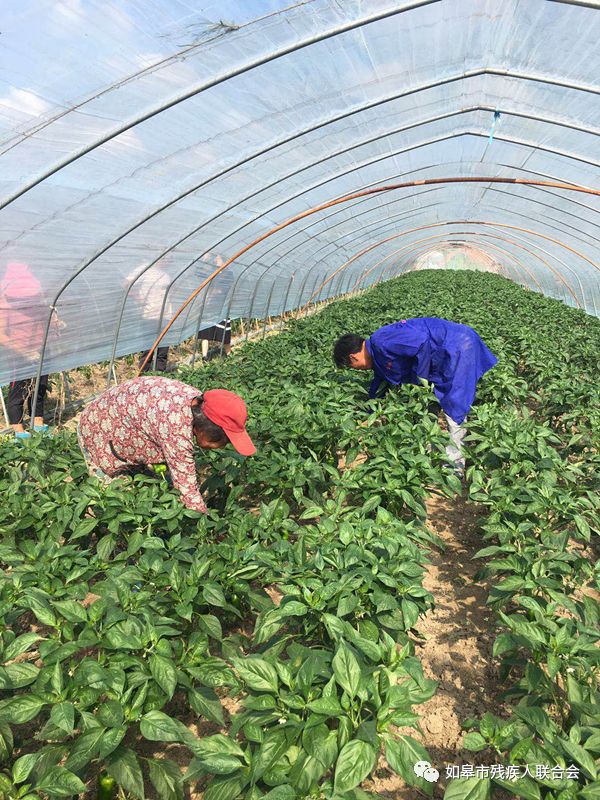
[1,0,599,385]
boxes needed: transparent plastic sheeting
[1,0,599,384]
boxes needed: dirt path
[366,492,510,799]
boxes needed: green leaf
[574,514,591,541]
[204,771,248,800]
[0,720,12,762]
[148,759,184,800]
[560,739,598,780]
[50,701,75,735]
[196,753,243,775]
[199,614,223,640]
[3,633,40,662]
[384,735,434,796]
[52,599,88,623]
[444,777,490,799]
[140,710,190,743]
[99,727,127,759]
[12,753,40,784]
[401,598,420,629]
[34,767,86,797]
[306,696,343,717]
[276,600,308,618]
[514,706,552,736]
[103,619,144,650]
[263,787,296,800]
[149,653,178,699]
[189,687,225,725]
[334,740,376,792]
[0,694,46,724]
[492,633,515,658]
[293,753,327,793]
[192,734,245,759]
[203,583,227,607]
[492,776,540,800]
[510,736,533,762]
[26,595,57,627]
[337,595,359,618]
[250,732,289,783]
[299,506,323,520]
[332,642,361,699]
[233,658,279,693]
[463,732,487,752]
[64,728,105,771]
[96,699,125,728]
[312,730,338,770]
[0,663,39,690]
[107,746,145,799]
[361,494,382,514]
[580,783,600,798]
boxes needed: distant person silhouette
[0,262,61,438]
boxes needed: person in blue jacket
[333,318,498,475]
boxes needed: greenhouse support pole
[105,280,140,390]
[219,317,229,354]
[220,280,242,358]
[342,270,355,297]
[190,284,213,369]
[245,283,261,342]
[279,273,296,329]
[0,388,9,429]
[331,268,348,300]
[261,281,277,340]
[291,271,314,317]
[245,268,273,342]
[189,331,200,370]
[301,271,325,319]
[353,265,372,294]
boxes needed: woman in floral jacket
[77,377,255,513]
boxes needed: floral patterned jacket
[78,376,207,512]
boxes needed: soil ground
[364,492,512,799]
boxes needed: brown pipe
[138,176,600,373]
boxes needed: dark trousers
[139,346,170,372]
[6,376,49,424]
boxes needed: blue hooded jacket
[364,318,497,424]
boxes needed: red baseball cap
[202,389,256,456]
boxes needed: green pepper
[97,771,117,800]
[151,463,167,475]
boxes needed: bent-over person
[77,376,255,512]
[333,317,497,475]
